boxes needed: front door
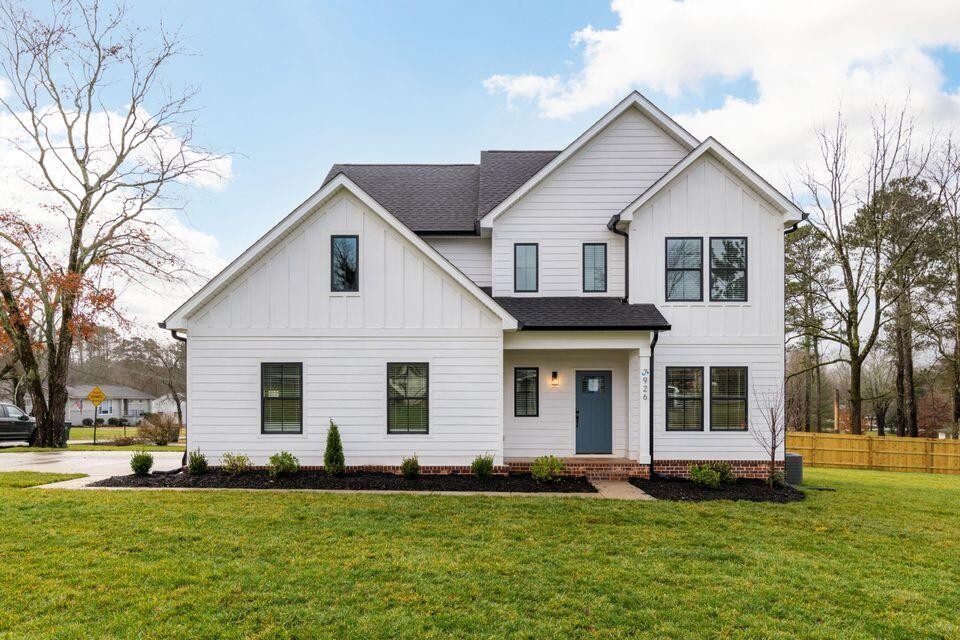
[575,370,612,454]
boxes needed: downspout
[607,214,629,300]
[648,330,659,478]
[158,322,188,465]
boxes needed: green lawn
[0,471,85,488]
[0,444,184,453]
[67,426,186,441]
[0,468,957,638]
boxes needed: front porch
[505,457,650,480]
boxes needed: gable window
[582,243,607,293]
[261,362,303,434]
[710,237,747,301]
[666,367,703,431]
[665,238,702,301]
[514,368,539,417]
[710,367,748,431]
[331,235,359,292]
[387,363,429,434]
[514,243,538,292]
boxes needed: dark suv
[0,403,36,444]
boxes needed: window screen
[387,363,429,433]
[583,243,607,292]
[514,368,539,417]
[665,238,702,301]
[262,362,303,433]
[514,244,538,292]
[711,367,748,431]
[666,367,703,431]
[710,237,747,301]
[331,235,359,292]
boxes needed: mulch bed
[91,469,598,493]
[630,476,805,503]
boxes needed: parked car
[0,403,37,444]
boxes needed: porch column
[628,347,652,463]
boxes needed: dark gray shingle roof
[323,150,558,233]
[492,297,671,330]
[66,385,155,400]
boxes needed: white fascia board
[478,91,700,230]
[618,138,805,223]
[163,174,518,331]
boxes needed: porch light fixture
[551,371,559,387]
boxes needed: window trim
[386,362,430,434]
[330,234,360,293]
[260,361,304,435]
[665,366,705,432]
[664,237,703,302]
[513,243,539,293]
[709,366,749,432]
[709,236,748,302]
[582,243,608,293]
[513,367,540,417]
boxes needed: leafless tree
[751,384,789,485]
[0,0,224,445]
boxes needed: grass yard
[0,444,184,453]
[0,472,85,488]
[67,426,186,441]
[0,468,957,639]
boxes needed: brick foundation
[506,459,650,481]
[652,459,784,480]
[227,464,511,476]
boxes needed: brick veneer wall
[506,460,650,481]
[653,460,784,479]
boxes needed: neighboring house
[162,91,803,478]
[64,385,154,424]
[153,393,186,421]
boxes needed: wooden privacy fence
[787,432,960,475]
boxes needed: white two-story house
[162,92,803,479]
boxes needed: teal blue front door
[576,370,612,454]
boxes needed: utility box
[785,452,803,485]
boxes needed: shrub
[81,418,93,426]
[107,417,120,426]
[94,418,104,425]
[770,470,787,488]
[530,455,565,482]
[471,453,495,480]
[268,451,300,477]
[324,420,345,476]
[400,455,420,479]
[111,436,141,446]
[689,464,722,489]
[710,461,735,485]
[188,450,208,475]
[118,418,129,427]
[130,451,153,476]
[137,413,181,445]
[221,452,252,475]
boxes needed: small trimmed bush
[94,418,104,425]
[107,417,120,426]
[221,452,252,475]
[471,453,495,480]
[324,420,345,476]
[710,461,735,485]
[188,450,208,475]
[130,451,153,476]
[400,455,420,479]
[268,451,300,477]
[111,436,140,446]
[137,413,180,445]
[81,418,93,426]
[689,464,722,489]
[530,455,565,482]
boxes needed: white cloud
[485,0,960,185]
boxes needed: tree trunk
[876,404,887,437]
[13,377,25,411]
[849,359,863,435]
[813,338,823,432]
[803,339,812,432]
[894,319,907,437]
[904,323,918,437]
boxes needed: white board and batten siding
[185,191,504,466]
[628,154,786,461]
[491,107,688,297]
[424,236,492,288]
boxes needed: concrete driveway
[0,450,183,486]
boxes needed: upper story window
[331,235,359,292]
[582,243,607,293]
[262,362,303,434]
[710,237,747,301]
[665,238,702,301]
[514,243,538,293]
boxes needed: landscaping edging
[91,469,598,493]
[629,476,805,503]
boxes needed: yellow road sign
[87,386,107,407]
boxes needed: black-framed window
[331,235,359,292]
[261,362,303,434]
[582,243,607,293]
[514,243,538,292]
[514,368,539,417]
[665,238,702,301]
[666,367,703,431]
[710,367,748,431]
[387,363,429,434]
[710,237,747,301]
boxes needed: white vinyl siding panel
[424,236,492,287]
[492,108,687,297]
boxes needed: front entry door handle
[576,409,580,428]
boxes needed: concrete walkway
[0,450,183,487]
[591,480,656,501]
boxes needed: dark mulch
[91,469,597,493]
[630,476,805,503]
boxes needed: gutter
[607,214,629,300]
[649,329,659,478]
[784,212,809,236]
[158,322,188,466]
